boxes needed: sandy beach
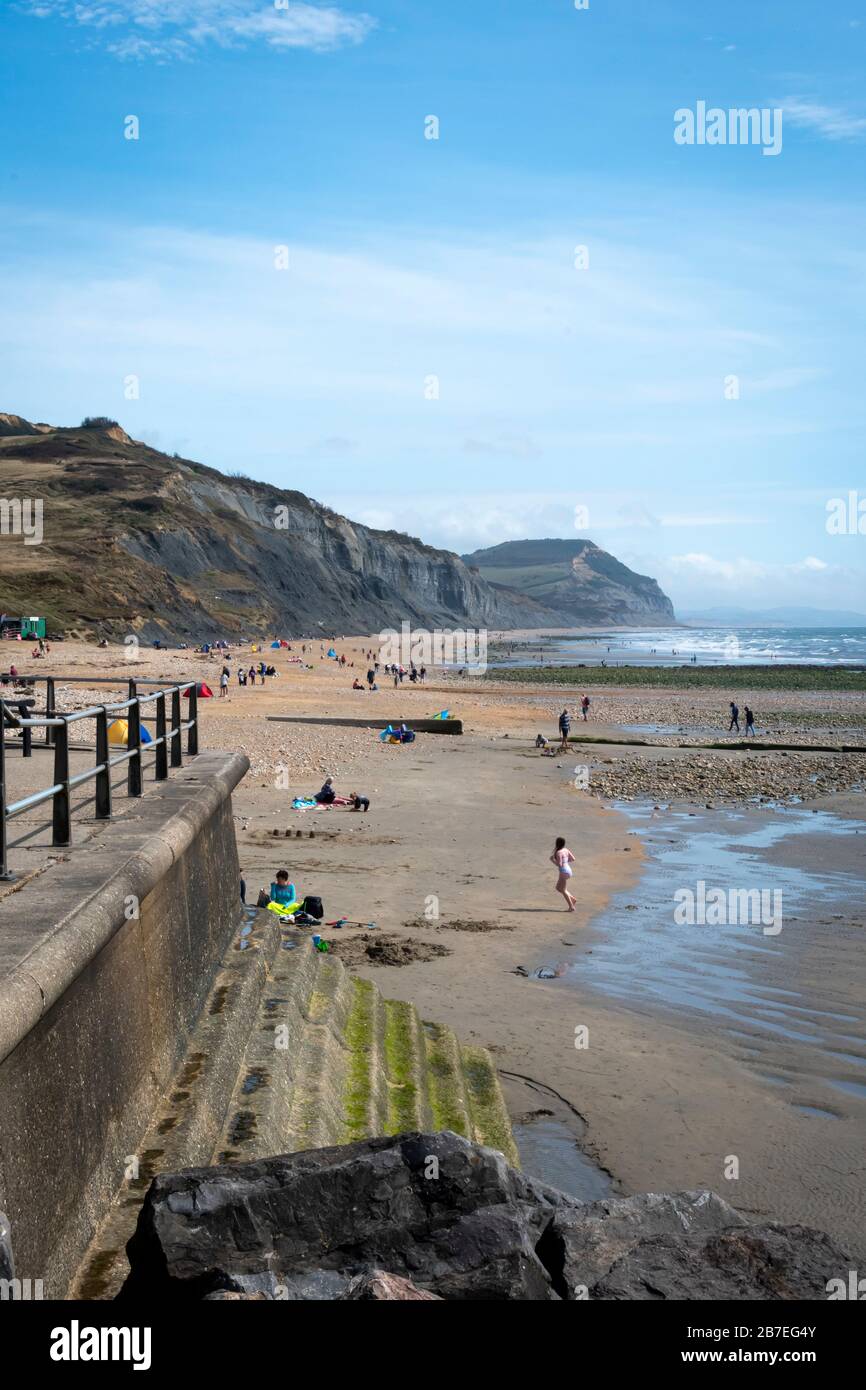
[8,634,865,1260]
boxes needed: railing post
[95,706,112,820]
[155,693,168,781]
[21,708,32,758]
[52,717,71,847]
[0,698,12,880]
[45,677,56,748]
[170,687,182,768]
[187,683,198,756]
[127,696,143,797]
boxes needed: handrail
[0,678,199,881]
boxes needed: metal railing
[0,676,199,881]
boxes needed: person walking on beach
[219,667,229,698]
[728,701,740,733]
[744,705,756,737]
[551,836,576,911]
[558,707,571,751]
[581,694,590,721]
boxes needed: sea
[488,626,866,669]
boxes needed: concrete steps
[70,912,515,1298]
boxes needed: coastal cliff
[0,417,673,638]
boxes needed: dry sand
[6,635,865,1257]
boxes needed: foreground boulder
[542,1193,848,1300]
[121,1132,851,1301]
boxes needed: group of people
[314,777,370,812]
[557,698,591,749]
[728,702,756,736]
[353,665,381,691]
[218,661,278,696]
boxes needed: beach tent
[270,641,281,649]
[183,682,214,698]
[327,648,337,659]
[108,720,153,747]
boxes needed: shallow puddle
[513,1117,612,1201]
[502,1073,612,1201]
[562,802,866,1105]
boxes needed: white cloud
[777,96,866,141]
[666,552,836,587]
[21,1,376,58]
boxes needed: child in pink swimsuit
[551,836,576,911]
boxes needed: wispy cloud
[777,96,866,141]
[21,1,377,60]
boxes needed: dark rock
[341,1271,442,1301]
[543,1192,850,1300]
[122,1131,577,1301]
[0,1211,14,1282]
[121,1135,852,1302]
[203,1290,269,1301]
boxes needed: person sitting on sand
[551,836,576,911]
[315,776,336,805]
[352,678,364,690]
[535,733,548,748]
[349,791,370,812]
[257,868,296,909]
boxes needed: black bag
[301,896,324,920]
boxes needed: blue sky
[2,0,865,613]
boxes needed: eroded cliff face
[0,418,673,638]
[115,468,552,637]
[0,419,554,638]
[463,538,676,627]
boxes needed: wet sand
[8,636,865,1258]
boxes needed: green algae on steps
[341,979,515,1162]
[383,998,424,1135]
[423,1020,474,1137]
[343,977,379,1141]
[461,1045,520,1168]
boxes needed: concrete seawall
[0,751,249,1297]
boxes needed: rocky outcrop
[120,1131,849,1301]
[464,538,676,626]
